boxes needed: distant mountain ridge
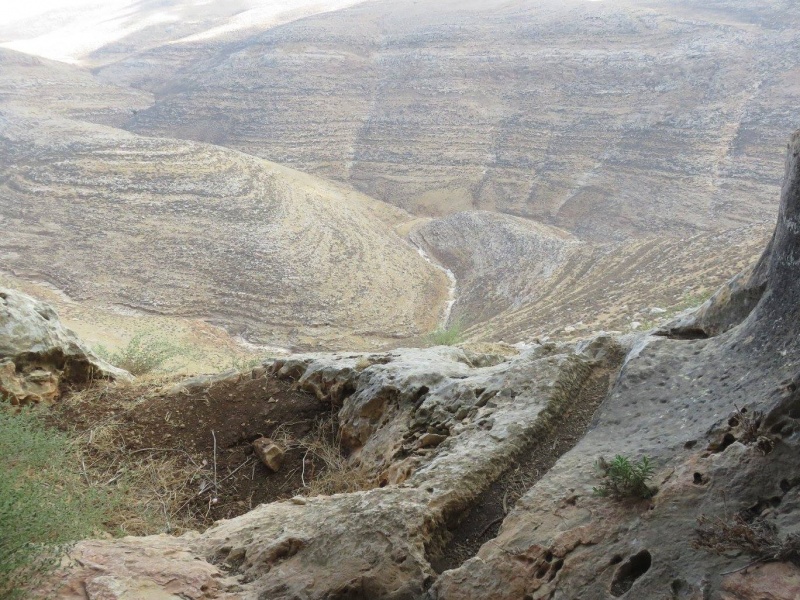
[89,0,800,240]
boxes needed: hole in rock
[610,550,652,597]
[654,328,709,340]
[609,554,623,565]
[709,432,736,453]
[547,559,564,581]
[684,440,697,449]
[693,473,705,485]
[780,479,791,493]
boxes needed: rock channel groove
[429,345,625,573]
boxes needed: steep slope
[410,212,581,326]
[0,48,151,126]
[104,0,800,239]
[410,210,772,338]
[37,130,800,600]
[463,223,774,342]
[0,50,448,351]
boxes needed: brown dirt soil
[50,371,342,532]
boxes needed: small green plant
[226,354,267,373]
[593,454,655,499]
[95,332,185,375]
[426,320,464,346]
[0,408,116,598]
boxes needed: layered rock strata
[39,130,800,599]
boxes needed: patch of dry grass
[694,514,800,568]
[76,426,210,535]
[53,377,215,535]
[272,419,377,497]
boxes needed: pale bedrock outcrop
[52,336,625,599]
[431,132,800,599]
[0,287,129,404]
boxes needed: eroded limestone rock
[52,335,625,598]
[0,287,129,403]
[252,437,284,472]
[431,130,800,599]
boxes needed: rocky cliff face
[35,132,800,599]
[107,0,800,240]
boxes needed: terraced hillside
[463,223,774,342]
[98,0,800,239]
[410,210,773,339]
[0,51,447,351]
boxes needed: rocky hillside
[101,0,800,239]
[0,49,447,351]
[411,211,772,335]
[30,130,800,600]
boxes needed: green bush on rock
[593,454,655,499]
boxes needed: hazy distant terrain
[0,49,446,351]
[99,0,800,239]
[0,0,796,352]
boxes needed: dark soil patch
[51,371,333,526]
[429,363,619,573]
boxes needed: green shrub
[593,454,655,499]
[226,354,267,373]
[426,320,464,346]
[0,408,115,597]
[95,332,185,375]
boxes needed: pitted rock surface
[0,287,129,403]
[431,131,800,599]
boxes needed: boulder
[0,287,130,404]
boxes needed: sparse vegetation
[593,454,655,499]
[0,407,116,598]
[272,418,376,497]
[226,354,267,373]
[51,382,214,535]
[694,514,800,567]
[729,404,763,445]
[427,320,464,346]
[94,332,186,375]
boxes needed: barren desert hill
[411,211,774,337]
[93,0,800,240]
[0,49,449,352]
[0,0,796,355]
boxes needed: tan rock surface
[0,287,128,403]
